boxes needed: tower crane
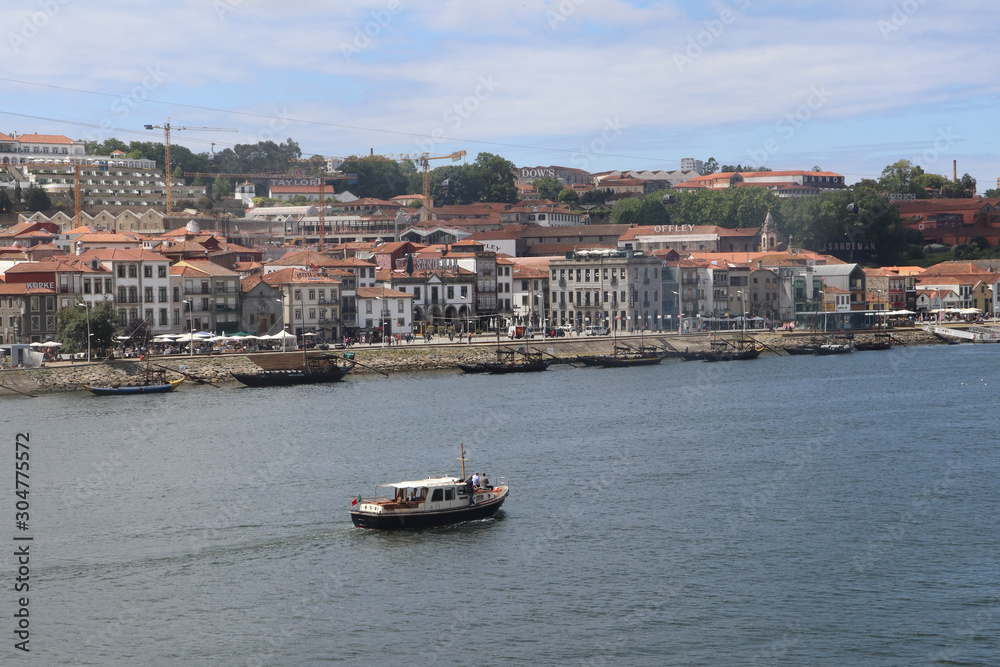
[143,119,237,214]
[381,151,466,221]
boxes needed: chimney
[953,160,957,182]
[75,240,84,256]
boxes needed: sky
[3,0,999,191]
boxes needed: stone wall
[0,329,947,396]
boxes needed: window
[128,265,137,278]
[460,286,468,299]
[173,309,180,325]
[397,299,404,313]
[83,280,92,294]
[145,287,153,303]
[294,290,302,300]
[94,280,102,294]
[366,301,372,314]
[158,266,167,278]
[447,286,454,299]
[308,289,315,300]
[105,279,113,293]
[414,287,421,299]
[144,265,153,278]
[118,287,127,302]
[117,265,126,278]
[128,287,137,303]
[431,488,443,502]
[159,287,167,302]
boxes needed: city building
[548,249,663,332]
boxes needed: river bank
[0,328,946,395]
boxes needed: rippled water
[2,342,998,665]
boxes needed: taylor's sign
[271,177,321,187]
[653,224,695,233]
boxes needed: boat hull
[350,491,508,530]
[579,354,664,367]
[460,361,550,374]
[702,350,761,362]
[82,378,184,395]
[231,364,353,387]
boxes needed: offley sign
[652,224,695,233]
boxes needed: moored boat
[854,332,894,351]
[578,345,666,367]
[702,338,763,362]
[459,347,550,374]
[82,375,184,395]
[232,352,355,387]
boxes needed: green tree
[56,300,117,354]
[24,185,51,212]
[533,176,563,201]
[171,165,184,181]
[472,152,518,203]
[610,196,643,224]
[609,192,670,225]
[337,155,409,200]
[878,159,918,194]
[216,139,302,175]
[702,157,718,175]
[212,176,233,201]
[984,188,1000,198]
[0,189,11,214]
[557,188,579,205]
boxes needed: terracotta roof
[356,286,413,299]
[16,134,74,144]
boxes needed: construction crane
[183,170,357,249]
[144,119,237,214]
[381,151,466,221]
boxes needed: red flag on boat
[351,495,361,506]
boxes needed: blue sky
[3,0,999,191]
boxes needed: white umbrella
[272,330,297,341]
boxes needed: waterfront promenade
[0,326,949,396]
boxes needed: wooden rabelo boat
[350,444,509,530]
[854,332,894,351]
[459,347,550,374]
[701,338,763,362]
[231,352,356,387]
[577,344,666,368]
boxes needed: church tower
[759,208,778,251]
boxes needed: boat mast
[458,442,467,480]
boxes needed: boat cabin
[356,476,504,516]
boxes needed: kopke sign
[653,225,695,233]
[25,282,55,289]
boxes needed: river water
[1,342,998,665]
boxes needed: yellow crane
[382,151,466,221]
[143,119,237,214]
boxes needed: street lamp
[182,299,194,356]
[85,303,91,362]
[671,290,681,335]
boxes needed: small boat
[232,352,355,387]
[783,338,824,355]
[82,375,184,395]
[701,338,763,362]
[672,348,706,361]
[350,443,509,530]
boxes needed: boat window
[445,488,455,501]
[431,488,443,502]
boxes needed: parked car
[507,325,535,339]
[545,328,566,337]
[584,325,610,336]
